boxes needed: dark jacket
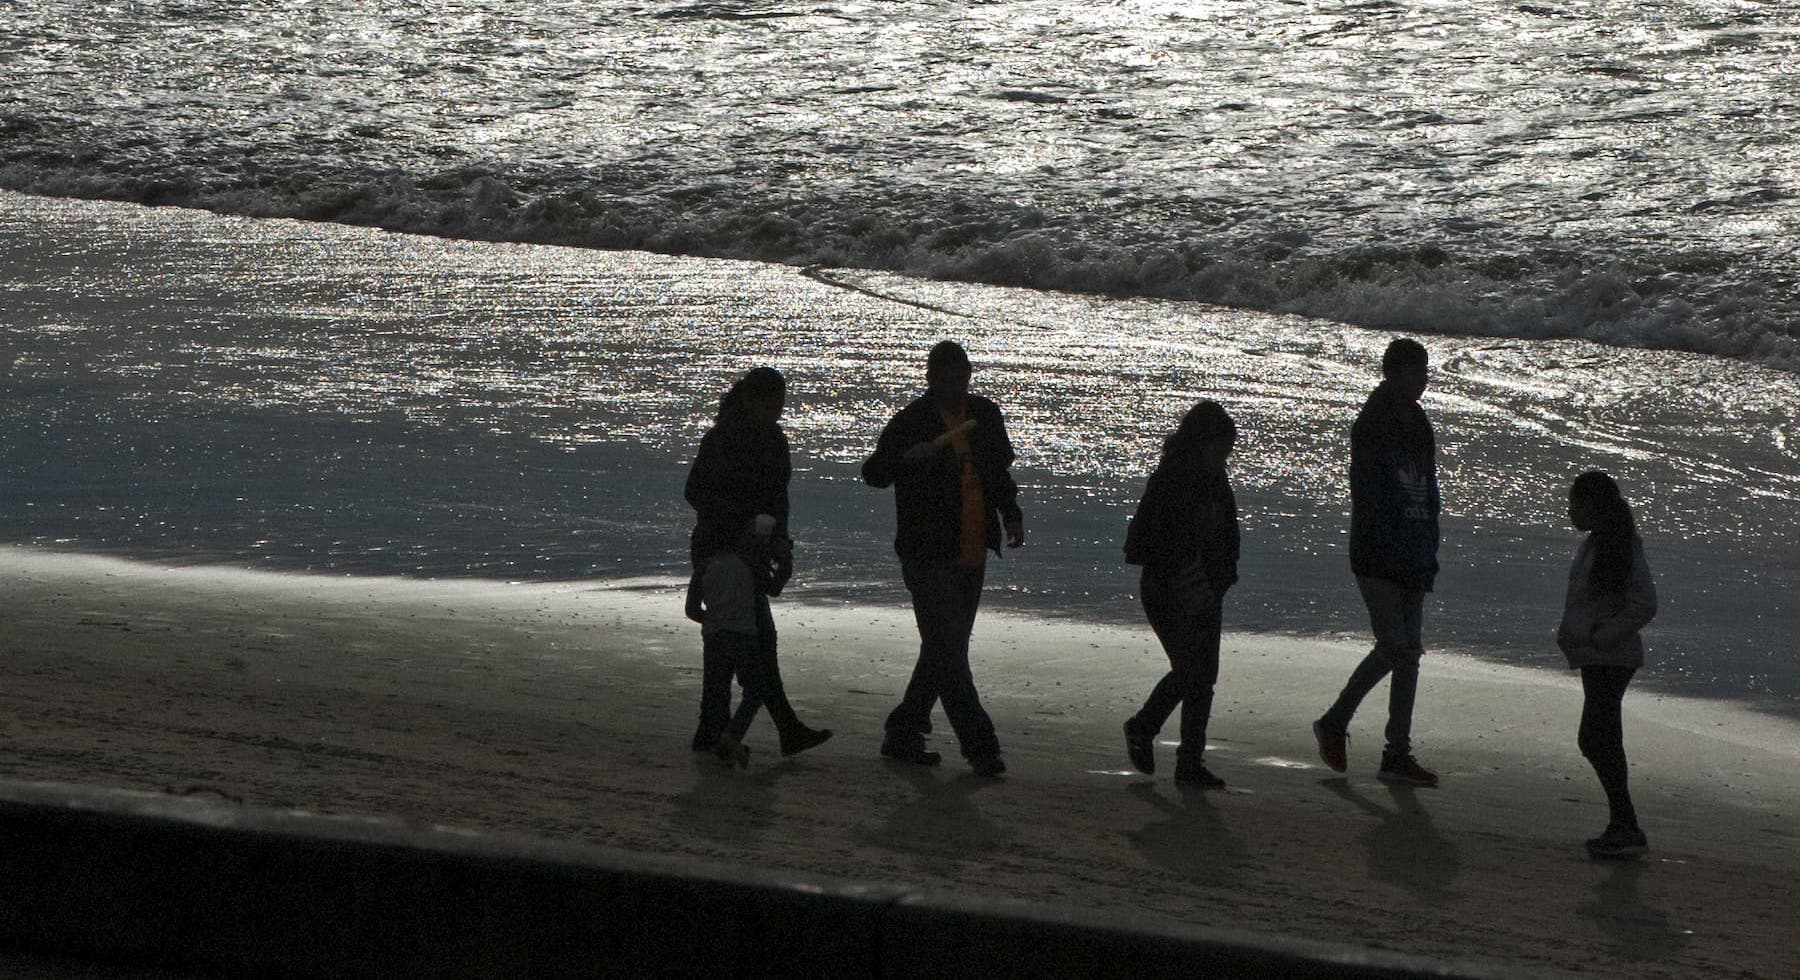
[862,394,1023,562]
[1556,535,1657,669]
[1349,381,1440,591]
[1124,458,1240,595]
[685,412,791,566]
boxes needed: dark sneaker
[880,740,942,767]
[1124,720,1155,774]
[712,733,749,769]
[779,727,833,757]
[1586,823,1649,859]
[1313,720,1348,773]
[1377,751,1439,787]
[1174,764,1226,789]
[969,754,1007,778]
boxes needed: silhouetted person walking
[1122,401,1240,788]
[685,367,831,766]
[863,341,1023,777]
[1313,338,1442,787]
[1557,470,1657,858]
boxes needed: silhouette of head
[926,340,972,403]
[1163,400,1236,469]
[1381,338,1430,401]
[718,366,786,425]
[1570,470,1637,593]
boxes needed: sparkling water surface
[3,0,1796,364]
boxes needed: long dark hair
[1162,400,1236,465]
[1573,470,1636,594]
[717,366,785,420]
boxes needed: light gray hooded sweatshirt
[1556,535,1657,669]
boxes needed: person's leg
[917,562,1001,762]
[1320,575,1412,733]
[723,594,773,741]
[692,629,734,751]
[1131,574,1183,737]
[1172,589,1224,778]
[732,640,831,757]
[1579,665,1638,829]
[1379,586,1426,756]
[884,559,948,745]
[692,553,756,751]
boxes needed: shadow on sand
[1125,781,1245,887]
[664,755,793,849]
[860,764,1013,874]
[1321,777,1460,901]
[1579,858,1691,963]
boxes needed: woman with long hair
[683,366,830,766]
[1556,470,1658,858]
[1122,400,1241,787]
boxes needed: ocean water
[2,192,1795,715]
[1,1,1795,712]
[2,0,1797,367]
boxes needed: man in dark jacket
[1312,338,1443,787]
[863,341,1024,777]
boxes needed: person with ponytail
[1556,470,1658,858]
[1122,400,1241,787]
[683,366,831,766]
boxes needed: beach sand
[2,547,1795,977]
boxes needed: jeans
[690,566,773,750]
[1130,569,1223,773]
[1321,575,1425,755]
[884,559,1000,760]
[1579,665,1637,826]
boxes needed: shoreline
[5,189,1797,713]
[3,546,1796,977]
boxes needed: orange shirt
[939,402,987,567]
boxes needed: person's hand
[752,513,777,538]
[903,441,939,462]
[1005,518,1025,549]
[684,580,706,624]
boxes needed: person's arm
[1556,543,1597,662]
[986,402,1024,546]
[685,429,742,517]
[1124,471,1170,567]
[771,429,792,536]
[862,407,917,489]
[1593,540,1658,648]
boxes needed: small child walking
[1556,471,1658,858]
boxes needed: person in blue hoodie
[1557,470,1657,858]
[1312,338,1442,787]
[1122,400,1240,788]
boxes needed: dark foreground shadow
[1126,781,1245,887]
[1579,859,1691,962]
[1321,777,1460,900]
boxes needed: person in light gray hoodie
[1556,470,1658,859]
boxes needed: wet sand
[2,547,1796,977]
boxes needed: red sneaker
[1312,720,1348,773]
